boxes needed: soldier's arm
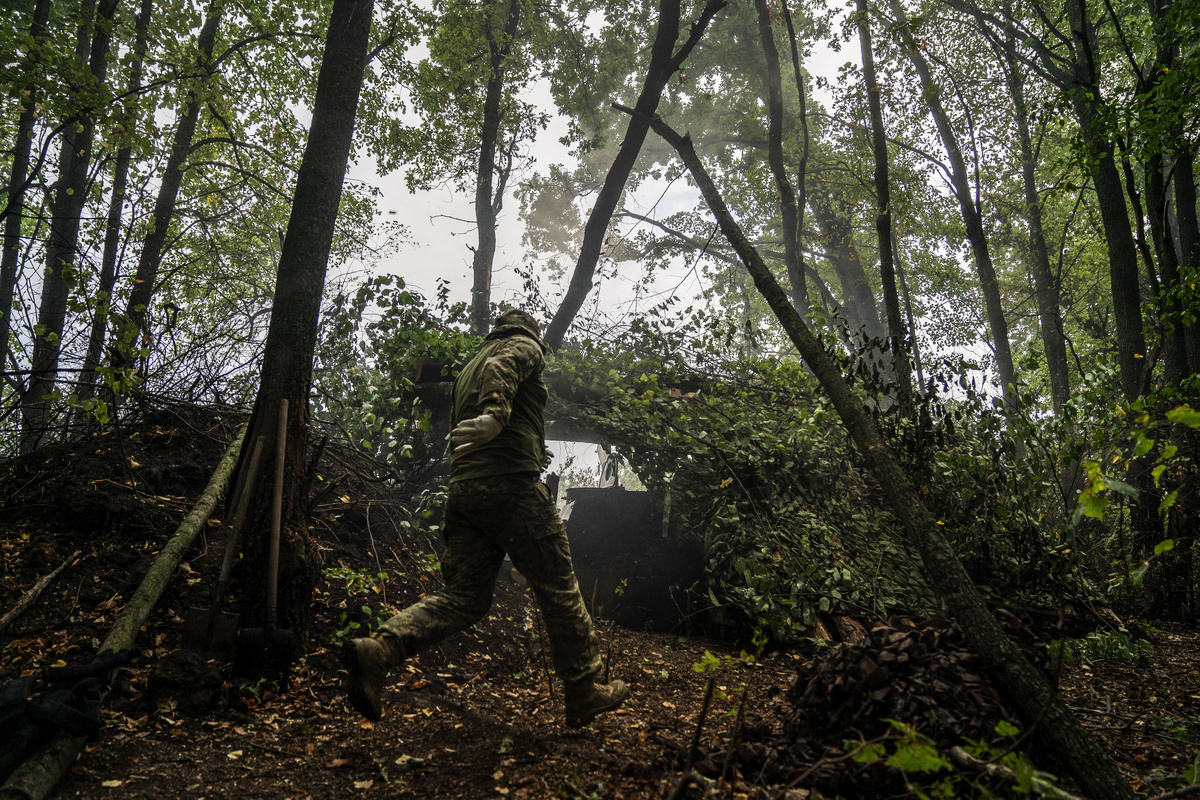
[477,336,545,428]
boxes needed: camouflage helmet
[491,308,543,343]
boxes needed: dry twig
[0,550,81,633]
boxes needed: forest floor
[1,404,1198,799]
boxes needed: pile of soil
[1,403,1197,799]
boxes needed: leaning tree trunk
[110,0,223,374]
[75,0,154,418]
[1,0,52,374]
[892,0,1016,408]
[469,0,522,336]
[854,0,912,408]
[20,0,118,453]
[643,110,1137,800]
[229,0,374,644]
[542,0,727,350]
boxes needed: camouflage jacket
[449,328,549,482]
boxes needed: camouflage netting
[787,611,1055,745]
[714,612,1059,796]
[699,497,936,638]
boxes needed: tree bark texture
[780,0,812,313]
[0,427,244,800]
[854,0,912,406]
[542,0,727,350]
[230,0,374,644]
[1173,143,1200,376]
[753,0,805,312]
[1002,14,1070,411]
[0,0,52,375]
[807,174,884,341]
[113,0,223,371]
[645,112,1136,800]
[1067,0,1146,400]
[20,0,117,453]
[470,0,523,335]
[1147,152,1189,387]
[76,0,154,413]
[892,1,1016,408]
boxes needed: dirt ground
[1,405,1198,799]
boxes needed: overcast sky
[347,19,854,321]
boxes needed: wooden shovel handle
[211,435,267,607]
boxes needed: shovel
[233,399,300,680]
[181,434,267,661]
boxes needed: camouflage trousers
[378,475,602,685]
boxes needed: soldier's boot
[564,678,630,728]
[342,635,401,721]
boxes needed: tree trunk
[854,0,912,407]
[1147,151,1189,388]
[111,0,223,374]
[894,232,925,386]
[1174,144,1200,377]
[75,0,154,417]
[542,0,726,350]
[0,0,52,377]
[1003,12,1069,411]
[1068,0,1145,401]
[229,0,374,644]
[645,111,1136,800]
[780,0,812,313]
[470,0,523,335]
[20,0,117,453]
[754,0,805,312]
[892,0,1015,407]
[808,174,884,341]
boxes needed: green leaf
[1160,490,1179,513]
[886,742,950,774]
[850,742,886,764]
[1167,406,1200,427]
[1153,539,1175,556]
[1133,433,1153,457]
[1152,464,1167,486]
[995,720,1020,737]
[1104,479,1139,500]
[1082,492,1108,519]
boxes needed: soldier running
[343,309,629,727]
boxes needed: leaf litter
[0,403,1196,798]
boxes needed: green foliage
[326,566,390,596]
[1048,627,1151,667]
[551,313,940,641]
[314,275,479,475]
[849,720,1064,798]
[332,604,390,640]
[549,306,1187,640]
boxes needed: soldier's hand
[450,414,504,454]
